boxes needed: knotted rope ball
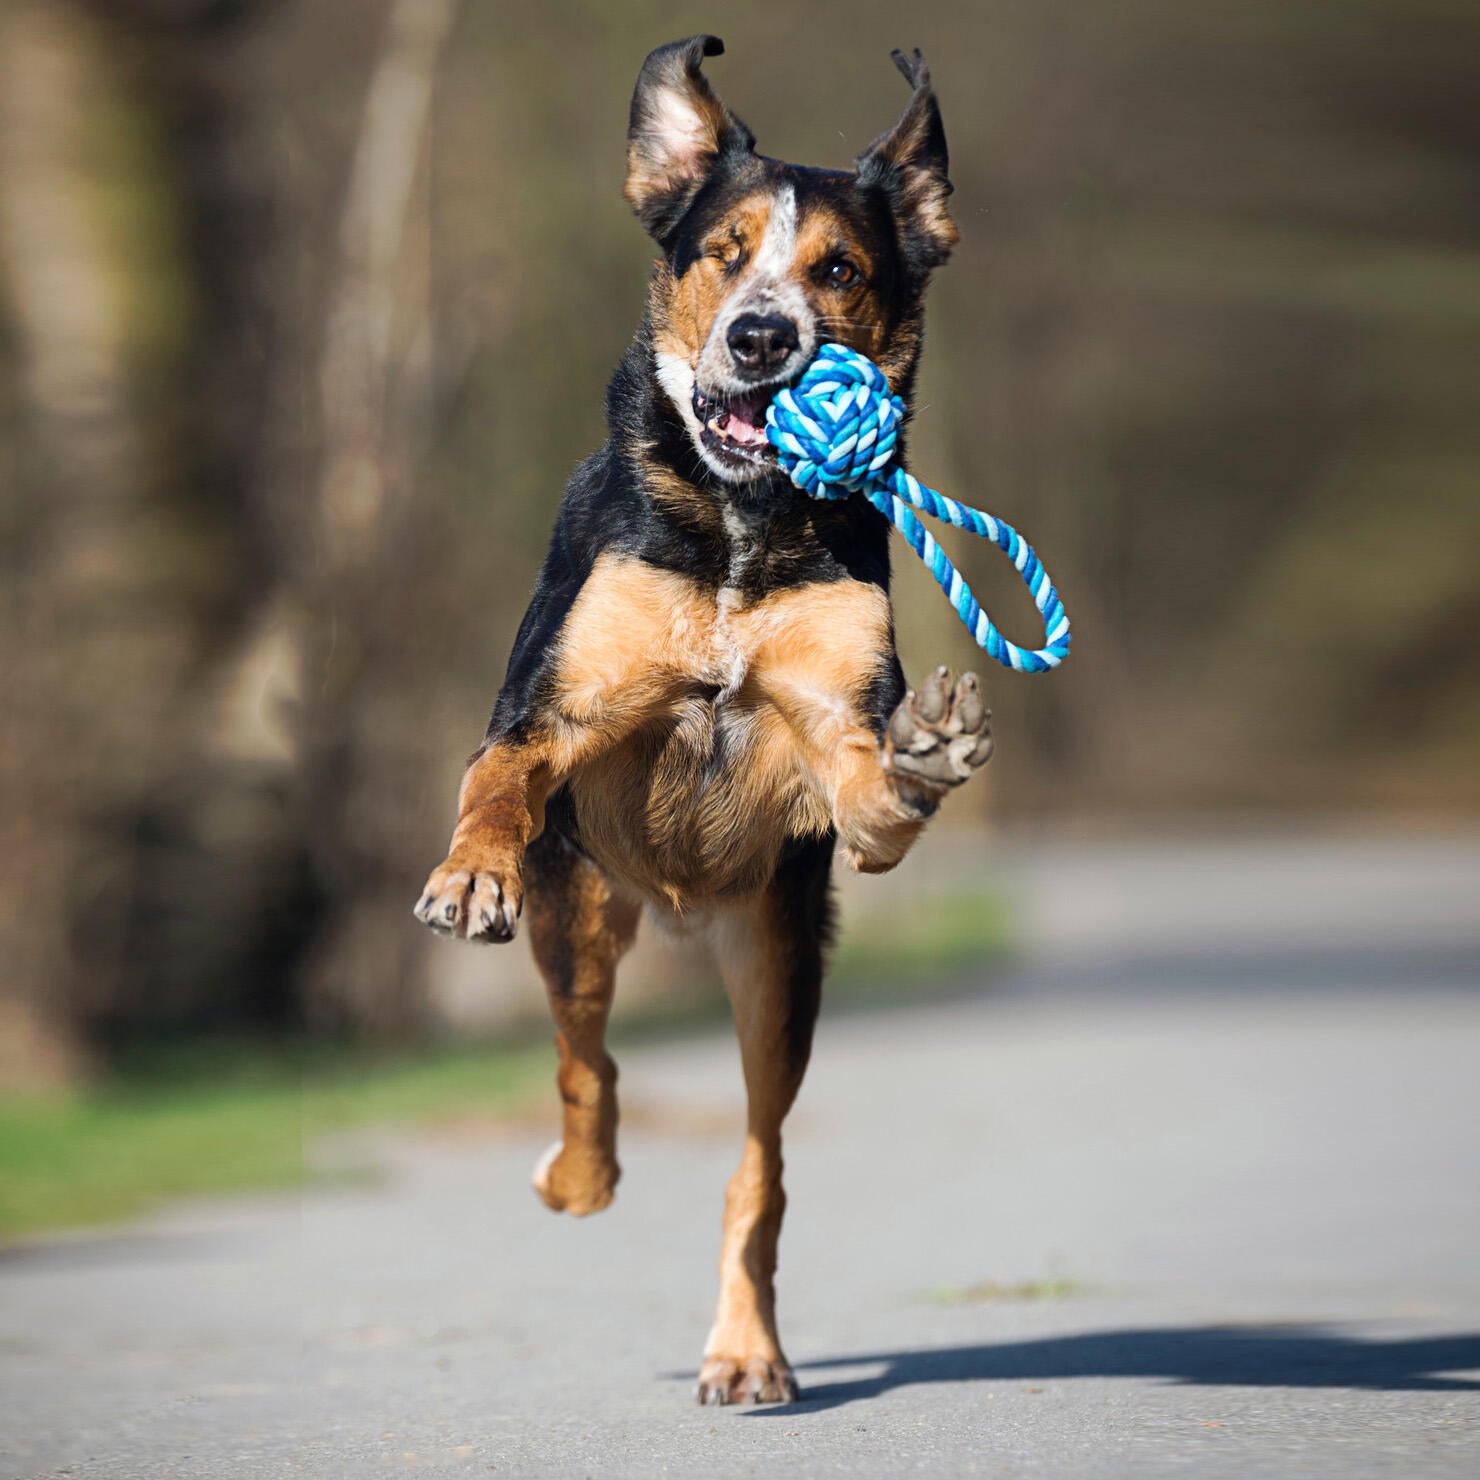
[767,344,1072,674]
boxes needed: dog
[414,35,991,1405]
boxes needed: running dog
[415,35,990,1405]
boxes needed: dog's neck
[602,314,900,599]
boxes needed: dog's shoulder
[486,437,724,740]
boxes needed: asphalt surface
[4,834,1480,1478]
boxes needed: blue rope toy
[766,344,1071,674]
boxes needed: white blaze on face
[653,181,823,484]
[696,183,815,396]
[749,183,798,283]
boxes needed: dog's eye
[824,259,860,289]
[710,238,744,272]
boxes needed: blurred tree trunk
[0,2,122,1083]
[295,0,460,1033]
[79,0,318,1040]
[0,0,310,1079]
[0,0,467,1074]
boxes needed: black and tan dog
[415,36,991,1405]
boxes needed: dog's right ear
[856,49,957,276]
[625,36,755,243]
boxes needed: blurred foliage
[1,0,1477,1073]
[0,1037,549,1241]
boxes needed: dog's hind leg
[524,829,641,1217]
[696,836,833,1405]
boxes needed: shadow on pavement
[992,943,1480,1000]
[741,1326,1480,1415]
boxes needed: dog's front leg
[414,740,551,942]
[415,710,655,1207]
[831,665,993,874]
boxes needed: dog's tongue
[723,392,770,448]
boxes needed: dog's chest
[554,550,892,899]
[709,581,752,703]
[557,535,886,714]
[704,504,770,695]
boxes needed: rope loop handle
[767,344,1071,673]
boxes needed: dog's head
[627,36,957,486]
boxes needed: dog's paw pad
[885,667,992,788]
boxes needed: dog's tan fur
[527,849,640,1217]
[699,890,818,1402]
[425,553,936,924]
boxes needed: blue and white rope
[766,344,1071,673]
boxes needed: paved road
[4,835,1480,1478]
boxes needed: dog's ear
[856,49,958,275]
[625,35,755,243]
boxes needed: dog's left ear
[856,49,958,274]
[625,35,755,244]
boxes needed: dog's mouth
[692,385,777,471]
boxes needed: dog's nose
[727,313,799,377]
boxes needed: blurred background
[1,0,1478,1234]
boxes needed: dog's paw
[884,665,993,789]
[413,853,521,943]
[695,1354,798,1406]
[531,1139,619,1217]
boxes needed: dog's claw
[414,856,522,944]
[695,1356,798,1406]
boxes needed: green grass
[0,1038,549,1245]
[0,884,1012,1245]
